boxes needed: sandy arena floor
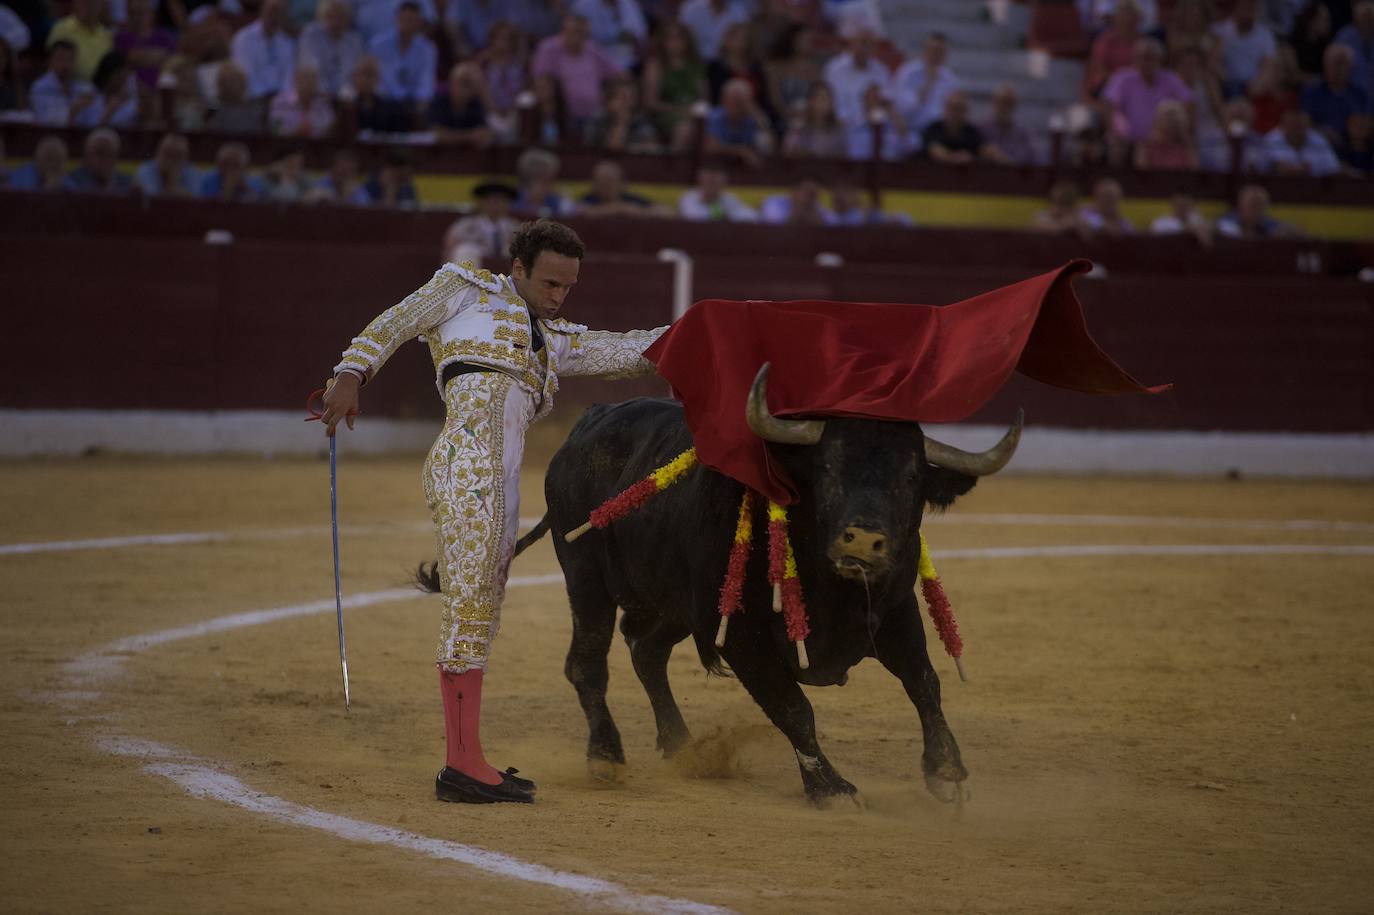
[2,444,1372,914]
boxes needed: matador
[320,220,668,804]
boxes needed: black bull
[426,368,1022,805]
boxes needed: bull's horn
[746,364,825,445]
[924,409,1024,476]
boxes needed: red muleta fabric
[643,260,1170,506]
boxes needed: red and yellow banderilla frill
[564,448,697,542]
[918,532,967,682]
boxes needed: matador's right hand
[321,373,361,436]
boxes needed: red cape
[642,260,1169,505]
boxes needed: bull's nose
[832,526,888,572]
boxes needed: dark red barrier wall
[5,234,1371,433]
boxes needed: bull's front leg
[721,615,858,806]
[874,592,968,803]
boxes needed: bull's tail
[413,515,552,594]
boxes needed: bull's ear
[923,464,977,511]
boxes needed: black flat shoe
[435,766,534,804]
[503,767,536,793]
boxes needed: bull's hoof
[587,758,627,784]
[923,770,970,804]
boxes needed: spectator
[1079,0,1158,33]
[891,31,957,136]
[349,55,413,133]
[571,0,648,70]
[364,147,419,206]
[427,62,493,146]
[1175,44,1225,143]
[783,80,846,157]
[206,62,265,132]
[159,54,209,131]
[46,0,112,81]
[1246,54,1299,134]
[30,41,99,126]
[844,82,910,160]
[1201,95,1266,170]
[704,76,773,166]
[513,146,573,217]
[1101,37,1193,143]
[582,76,661,151]
[1032,180,1086,233]
[1216,183,1296,237]
[7,135,69,190]
[201,142,265,200]
[271,64,336,137]
[0,4,28,53]
[678,0,749,61]
[1291,0,1336,77]
[446,0,504,59]
[0,36,22,111]
[1302,43,1370,146]
[88,51,139,128]
[708,22,774,126]
[1263,107,1343,173]
[264,145,312,201]
[1150,193,1213,245]
[298,0,364,97]
[530,72,567,145]
[508,0,563,43]
[1164,0,1217,65]
[766,24,823,119]
[1134,98,1200,168]
[1084,0,1144,97]
[759,177,834,225]
[443,181,520,262]
[980,83,1035,165]
[821,25,887,127]
[678,160,758,220]
[1334,0,1373,93]
[531,13,623,122]
[115,0,175,90]
[354,0,436,43]
[308,148,370,203]
[64,128,132,193]
[230,0,296,100]
[1079,177,1135,235]
[921,90,987,164]
[370,1,438,104]
[134,132,200,196]
[642,21,707,151]
[478,21,529,143]
[577,159,665,216]
[1263,0,1309,34]
[1338,110,1373,171]
[829,181,885,226]
[1211,0,1278,96]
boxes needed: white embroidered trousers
[422,372,535,673]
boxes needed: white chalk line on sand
[48,541,1374,912]
[8,512,1374,556]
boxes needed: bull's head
[747,364,1021,582]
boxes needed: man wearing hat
[443,181,520,265]
[319,219,667,805]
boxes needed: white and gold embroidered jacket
[334,261,668,420]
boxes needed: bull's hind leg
[722,623,858,806]
[563,576,626,781]
[621,612,692,757]
[874,593,968,803]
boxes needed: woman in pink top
[1084,0,1143,97]
[1134,99,1200,170]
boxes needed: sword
[307,383,354,711]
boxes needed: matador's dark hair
[509,219,586,269]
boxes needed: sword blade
[330,434,351,710]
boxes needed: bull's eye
[843,531,855,543]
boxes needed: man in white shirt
[299,0,365,97]
[1263,108,1342,176]
[678,161,758,221]
[891,31,958,137]
[230,0,297,99]
[29,40,98,125]
[369,0,438,103]
[677,0,748,60]
[1211,0,1278,95]
[822,27,891,127]
[352,0,437,43]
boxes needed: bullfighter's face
[512,251,580,320]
